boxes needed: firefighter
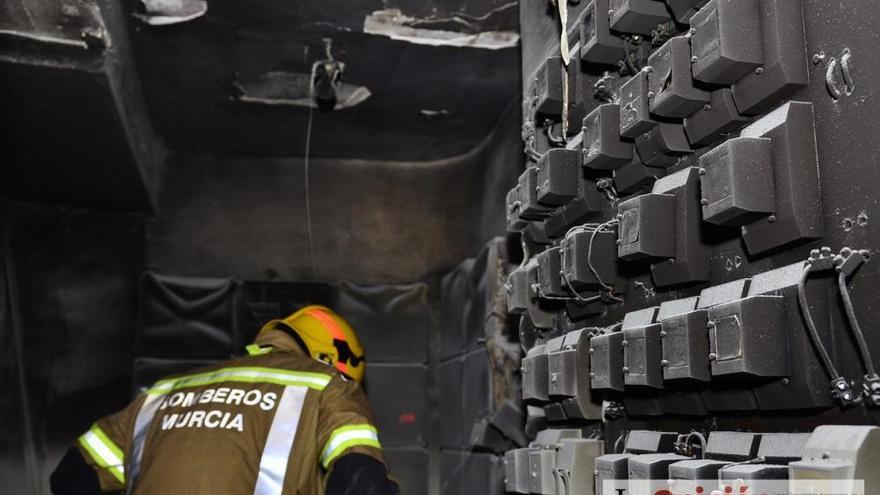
[50,305,399,495]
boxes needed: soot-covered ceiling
[131,0,521,161]
[1,0,520,211]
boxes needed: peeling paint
[0,30,89,50]
[134,0,207,26]
[364,8,519,50]
[0,0,104,47]
[419,108,451,117]
[233,71,371,110]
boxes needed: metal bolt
[698,167,707,175]
[647,91,655,99]
[837,381,848,390]
[589,348,594,354]
[589,372,596,378]
[703,104,712,111]
[700,198,709,205]
[755,67,765,75]
[660,330,667,338]
[821,246,833,255]
[621,340,628,347]
[768,215,777,223]
[708,352,717,361]
[707,321,716,328]
[691,56,698,63]
[782,378,790,385]
[669,259,676,265]
[622,366,630,373]
[689,28,696,35]
[661,359,669,367]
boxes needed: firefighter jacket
[74,328,385,494]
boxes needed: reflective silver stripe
[78,427,125,483]
[253,386,308,495]
[125,394,164,494]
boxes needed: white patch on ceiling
[134,0,207,26]
[364,8,519,50]
[233,71,371,110]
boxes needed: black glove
[50,447,107,495]
[326,453,400,495]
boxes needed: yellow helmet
[260,305,365,383]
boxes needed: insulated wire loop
[838,270,877,376]
[797,265,841,380]
[687,431,707,458]
[544,119,566,147]
[558,220,622,304]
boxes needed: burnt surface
[145,101,520,284]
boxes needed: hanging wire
[301,39,341,281]
[797,266,841,380]
[838,270,877,376]
[303,90,317,280]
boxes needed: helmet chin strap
[270,321,311,356]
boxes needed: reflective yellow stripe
[78,424,125,484]
[246,344,273,356]
[321,424,381,469]
[146,366,331,394]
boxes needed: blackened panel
[364,363,428,448]
[137,272,237,360]
[7,201,142,487]
[337,283,429,363]
[384,448,429,495]
[238,281,336,348]
[440,261,474,360]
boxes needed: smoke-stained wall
[145,102,521,284]
[0,201,144,493]
[478,101,525,248]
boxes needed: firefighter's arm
[51,397,142,494]
[317,375,399,494]
[326,454,400,495]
